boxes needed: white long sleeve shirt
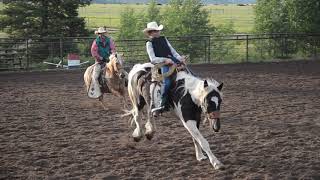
[146,37,182,64]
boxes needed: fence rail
[0,33,319,71]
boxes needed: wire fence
[0,33,319,70]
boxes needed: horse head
[107,53,126,79]
[200,80,223,132]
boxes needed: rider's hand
[164,58,174,65]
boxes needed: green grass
[205,4,254,33]
[79,4,255,33]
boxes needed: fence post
[316,38,318,58]
[246,35,249,62]
[208,35,211,63]
[204,37,207,63]
[26,39,29,70]
[60,37,63,67]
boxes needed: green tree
[0,0,91,64]
[145,0,161,23]
[0,0,91,38]
[254,0,291,33]
[118,7,144,39]
[254,0,320,33]
[162,0,213,62]
[254,0,320,58]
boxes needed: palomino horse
[84,53,128,110]
[124,63,224,170]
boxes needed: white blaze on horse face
[211,96,219,109]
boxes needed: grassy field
[79,4,255,33]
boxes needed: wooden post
[60,37,63,68]
[246,35,249,62]
[26,39,29,70]
[208,35,211,63]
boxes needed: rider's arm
[110,38,116,54]
[91,40,103,62]
[166,38,182,61]
[146,41,168,64]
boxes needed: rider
[90,27,117,98]
[143,22,186,114]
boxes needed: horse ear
[217,83,223,91]
[204,80,208,88]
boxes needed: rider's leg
[90,63,102,98]
[151,65,171,113]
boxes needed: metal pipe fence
[0,33,319,70]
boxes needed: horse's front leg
[184,120,224,170]
[98,95,109,110]
[193,138,207,161]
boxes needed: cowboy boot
[88,64,102,98]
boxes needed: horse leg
[184,120,224,170]
[193,138,207,161]
[98,95,109,110]
[145,103,155,140]
[132,108,143,142]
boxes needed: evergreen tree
[0,0,91,38]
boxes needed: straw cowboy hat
[143,22,164,34]
[95,27,107,34]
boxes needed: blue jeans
[160,57,180,106]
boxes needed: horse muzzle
[208,111,221,132]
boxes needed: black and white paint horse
[125,63,224,170]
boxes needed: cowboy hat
[94,27,107,34]
[143,22,164,34]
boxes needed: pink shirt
[91,36,116,62]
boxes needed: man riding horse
[144,22,187,114]
[90,26,117,98]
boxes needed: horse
[124,63,224,170]
[84,53,128,110]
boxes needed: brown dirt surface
[0,60,319,179]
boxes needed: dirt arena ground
[0,60,319,179]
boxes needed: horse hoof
[197,156,208,161]
[133,136,142,142]
[214,162,225,170]
[212,118,220,132]
[145,132,154,140]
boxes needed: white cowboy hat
[143,22,164,34]
[94,27,107,34]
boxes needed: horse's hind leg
[145,103,155,140]
[132,108,143,142]
[184,120,224,170]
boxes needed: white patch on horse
[211,96,219,109]
[175,71,222,106]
